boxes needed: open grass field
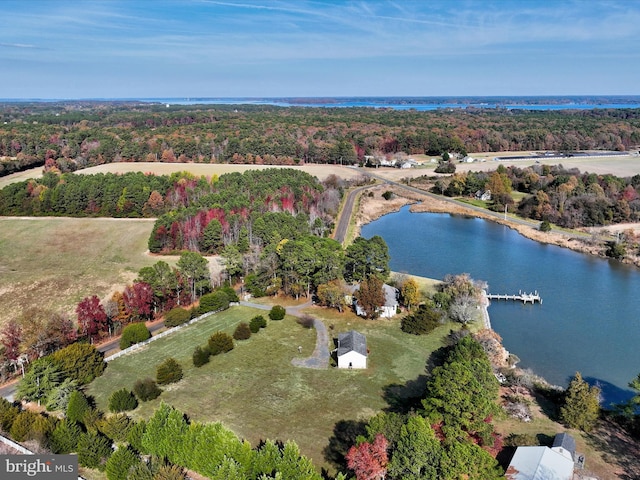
[0,217,159,325]
[87,304,452,472]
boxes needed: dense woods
[2,102,640,176]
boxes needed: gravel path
[240,300,330,369]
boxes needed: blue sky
[1,0,639,99]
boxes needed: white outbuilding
[337,330,368,369]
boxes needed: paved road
[333,184,369,244]
[0,318,168,402]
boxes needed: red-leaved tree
[76,295,108,342]
[123,282,154,321]
[345,433,389,480]
[0,320,23,362]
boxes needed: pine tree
[560,372,601,431]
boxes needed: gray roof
[552,433,576,459]
[337,330,367,357]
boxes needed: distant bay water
[138,96,640,111]
[361,206,640,406]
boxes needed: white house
[346,283,399,318]
[505,433,576,480]
[337,330,367,369]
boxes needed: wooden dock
[486,290,542,304]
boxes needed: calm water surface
[362,206,640,405]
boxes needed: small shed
[337,330,367,369]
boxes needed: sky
[1,0,639,99]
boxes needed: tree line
[428,164,640,229]
[2,102,640,176]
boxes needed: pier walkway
[486,290,542,304]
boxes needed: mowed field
[0,217,159,326]
[87,304,450,472]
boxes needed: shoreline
[352,183,640,269]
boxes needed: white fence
[105,305,233,362]
[0,433,86,479]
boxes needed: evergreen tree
[106,446,139,480]
[387,416,441,480]
[156,358,183,385]
[66,390,91,424]
[560,372,601,431]
[208,332,234,355]
[50,418,82,454]
[77,431,113,471]
[108,388,139,412]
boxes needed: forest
[2,102,640,176]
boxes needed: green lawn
[87,304,452,471]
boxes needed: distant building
[337,330,367,369]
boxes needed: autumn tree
[317,279,349,312]
[399,277,420,311]
[346,433,389,480]
[355,275,386,319]
[123,282,154,322]
[76,295,108,342]
[0,320,22,364]
[560,372,601,431]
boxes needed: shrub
[268,305,286,321]
[108,388,138,412]
[382,190,393,200]
[219,285,239,303]
[163,307,191,327]
[539,220,552,232]
[208,332,234,355]
[156,358,183,385]
[198,291,230,314]
[9,410,40,442]
[133,378,162,401]
[296,315,314,329]
[249,315,267,333]
[119,322,151,350]
[504,432,537,447]
[233,322,251,341]
[192,346,210,367]
[435,161,456,173]
[401,304,441,335]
